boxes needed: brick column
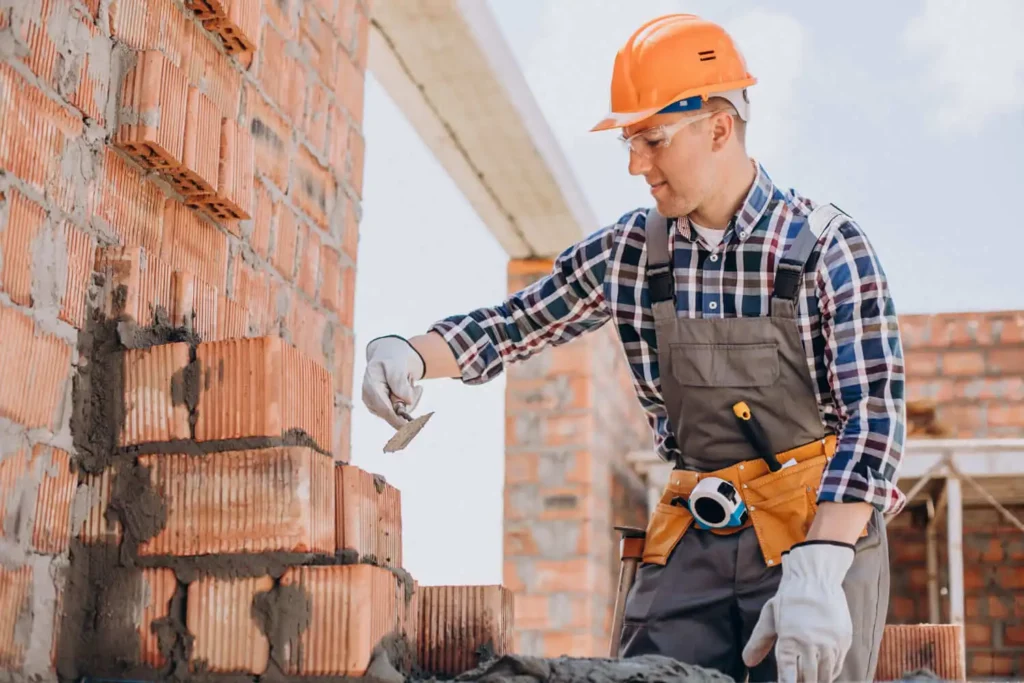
[504,259,650,658]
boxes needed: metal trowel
[382,402,434,453]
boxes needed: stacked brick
[503,260,652,658]
[1,0,516,679]
[901,311,1024,438]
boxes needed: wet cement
[428,654,736,683]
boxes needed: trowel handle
[392,401,413,422]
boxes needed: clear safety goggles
[618,109,724,158]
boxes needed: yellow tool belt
[642,434,865,567]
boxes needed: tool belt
[642,434,865,567]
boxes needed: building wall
[0,0,368,677]
[901,310,1024,436]
[503,259,650,658]
[892,310,1024,680]
[887,506,1024,679]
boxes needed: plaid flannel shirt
[429,164,907,515]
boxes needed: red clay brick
[0,565,31,671]
[294,145,335,230]
[348,128,364,197]
[333,401,351,463]
[139,447,335,555]
[335,465,402,567]
[319,245,341,315]
[0,306,71,430]
[230,262,275,336]
[341,194,359,261]
[328,106,349,177]
[258,24,306,123]
[353,3,369,70]
[167,86,221,197]
[0,188,47,306]
[335,49,363,125]
[161,200,229,291]
[94,149,165,254]
[297,225,321,298]
[335,0,357,49]
[188,118,254,222]
[172,270,219,340]
[876,624,965,681]
[300,7,336,85]
[187,575,271,674]
[28,445,77,554]
[332,327,353,397]
[63,6,109,124]
[184,0,226,21]
[0,64,83,204]
[250,182,273,258]
[18,0,59,89]
[59,222,95,329]
[195,336,333,451]
[203,0,261,55]
[116,50,188,170]
[107,0,148,49]
[263,0,294,38]
[247,84,292,191]
[121,343,191,446]
[0,446,76,554]
[340,262,355,327]
[272,204,299,280]
[76,467,122,545]
[216,294,248,340]
[286,291,328,365]
[940,350,986,376]
[97,246,175,327]
[303,83,330,156]
[278,565,411,676]
[417,585,514,678]
[186,19,242,119]
[989,347,1024,374]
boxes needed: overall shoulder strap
[772,203,845,303]
[644,208,674,304]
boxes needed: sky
[348,1,1024,587]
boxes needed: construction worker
[361,13,904,683]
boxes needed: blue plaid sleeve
[427,226,617,384]
[815,219,907,515]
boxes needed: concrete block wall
[0,1,515,680]
[503,259,650,658]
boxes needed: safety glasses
[618,110,723,158]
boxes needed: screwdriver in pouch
[732,401,783,472]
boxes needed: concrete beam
[367,0,596,259]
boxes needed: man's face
[622,110,726,218]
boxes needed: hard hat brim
[589,77,757,132]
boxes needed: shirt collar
[675,161,775,244]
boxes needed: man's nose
[628,150,651,176]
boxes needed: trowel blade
[383,412,434,453]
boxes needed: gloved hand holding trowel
[362,334,454,452]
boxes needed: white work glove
[742,541,856,683]
[361,335,427,430]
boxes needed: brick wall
[504,259,650,658]
[888,507,1024,679]
[0,1,515,679]
[901,310,1024,437]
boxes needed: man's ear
[709,111,735,152]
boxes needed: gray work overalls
[618,203,890,682]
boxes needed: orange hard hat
[591,14,757,132]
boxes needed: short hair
[705,96,746,147]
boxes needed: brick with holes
[115,50,189,170]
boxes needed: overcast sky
[348,1,1024,587]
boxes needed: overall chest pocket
[671,342,780,387]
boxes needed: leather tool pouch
[641,435,863,567]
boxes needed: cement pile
[418,653,735,683]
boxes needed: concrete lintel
[368,0,595,259]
